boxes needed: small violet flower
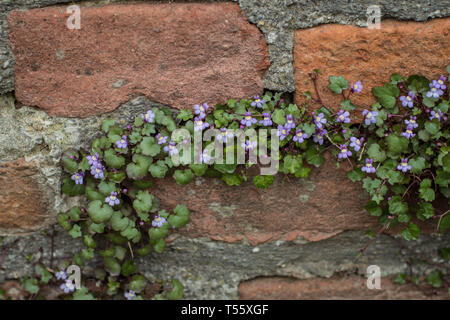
[276,125,290,141]
[152,215,167,228]
[362,158,376,173]
[426,85,444,99]
[199,150,214,164]
[55,269,67,280]
[259,113,273,126]
[336,109,350,123]
[115,135,128,149]
[86,152,100,166]
[285,114,296,129]
[216,128,233,143]
[404,116,418,129]
[241,112,257,127]
[60,280,75,294]
[351,81,363,93]
[399,91,415,108]
[431,76,447,90]
[397,158,411,172]
[156,133,168,145]
[338,144,352,159]
[105,191,120,207]
[313,129,327,145]
[141,110,155,123]
[90,163,105,179]
[429,109,443,122]
[164,141,179,156]
[251,96,265,109]
[124,290,136,300]
[194,103,210,119]
[362,109,378,126]
[241,140,257,152]
[349,137,364,152]
[313,112,327,129]
[194,117,210,132]
[292,129,308,143]
[401,125,416,139]
[71,172,84,185]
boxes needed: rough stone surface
[1,231,449,299]
[8,3,269,117]
[152,152,378,245]
[294,19,450,115]
[0,158,51,233]
[238,275,446,300]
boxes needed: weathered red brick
[294,19,450,119]
[0,158,50,233]
[238,275,446,300]
[8,3,269,117]
[153,153,379,245]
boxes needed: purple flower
[90,163,105,179]
[276,125,290,141]
[60,280,75,294]
[251,96,265,109]
[313,112,327,129]
[401,125,416,139]
[362,158,376,173]
[338,144,352,159]
[426,85,443,99]
[259,113,273,126]
[194,117,210,132]
[404,116,418,129]
[86,152,100,166]
[194,103,209,119]
[124,290,136,300]
[313,129,327,145]
[399,91,415,108]
[362,109,378,126]
[351,81,363,93]
[336,109,350,123]
[285,114,296,129]
[156,133,168,145]
[431,76,446,90]
[349,137,364,152]
[293,129,308,143]
[241,112,257,127]
[105,191,120,207]
[199,150,214,164]
[141,110,155,123]
[397,158,411,172]
[71,172,84,185]
[429,109,443,121]
[241,140,257,152]
[163,141,179,156]
[216,128,233,143]
[152,215,167,228]
[55,269,67,280]
[115,135,128,149]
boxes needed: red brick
[8,3,269,117]
[294,19,450,119]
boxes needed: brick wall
[0,0,449,299]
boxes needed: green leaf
[253,175,275,189]
[102,119,115,133]
[394,273,407,285]
[121,260,137,277]
[166,279,184,300]
[104,149,125,169]
[153,238,166,253]
[406,75,430,93]
[168,214,190,228]
[305,148,324,167]
[57,213,72,231]
[87,200,114,224]
[419,179,435,202]
[427,271,442,288]
[83,235,96,248]
[214,163,237,174]
[68,224,82,238]
[98,181,116,196]
[149,162,168,179]
[386,135,409,156]
[177,109,193,121]
[35,264,52,284]
[328,75,348,94]
[347,168,365,182]
[110,212,130,232]
[129,274,147,294]
[401,222,420,241]
[173,169,194,186]
[372,83,399,108]
[417,202,435,220]
[61,151,79,174]
[103,257,121,276]
[62,177,85,196]
[409,157,426,174]
[221,173,243,186]
[21,278,39,294]
[388,196,408,215]
[189,164,208,176]
[425,121,440,136]
[73,287,95,300]
[365,201,382,217]
[272,109,286,125]
[140,137,161,157]
[149,224,169,242]
[367,143,386,162]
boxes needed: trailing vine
[2,67,449,299]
